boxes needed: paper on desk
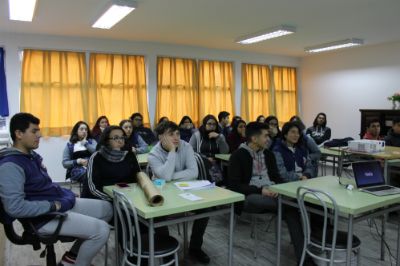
[179,193,203,201]
[174,180,215,191]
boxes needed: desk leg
[228,203,234,266]
[332,156,336,176]
[276,195,282,266]
[381,214,386,261]
[114,204,119,265]
[183,221,188,257]
[149,218,155,266]
[384,160,389,184]
[396,221,400,266]
[346,215,354,266]
[338,151,343,177]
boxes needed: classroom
[1,0,400,266]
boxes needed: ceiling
[0,0,399,57]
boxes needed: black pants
[243,194,312,263]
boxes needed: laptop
[352,161,400,196]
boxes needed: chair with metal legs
[113,190,180,266]
[296,186,361,266]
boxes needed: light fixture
[305,38,364,53]
[92,0,137,29]
[8,0,37,22]
[236,25,296,44]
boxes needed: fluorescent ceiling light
[236,25,296,44]
[92,0,137,29]
[305,38,364,53]
[9,0,37,21]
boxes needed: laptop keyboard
[365,185,394,192]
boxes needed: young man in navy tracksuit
[0,113,113,266]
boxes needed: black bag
[323,137,354,148]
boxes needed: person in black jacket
[130,112,157,145]
[385,118,400,147]
[227,122,316,266]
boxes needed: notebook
[352,161,400,196]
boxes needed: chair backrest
[194,152,210,181]
[0,201,41,248]
[296,186,339,260]
[113,189,142,265]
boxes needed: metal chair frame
[296,186,361,266]
[113,190,180,266]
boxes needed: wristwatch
[50,201,62,212]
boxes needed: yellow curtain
[198,60,235,121]
[89,53,150,127]
[272,66,298,124]
[156,57,199,125]
[21,49,91,136]
[241,63,273,122]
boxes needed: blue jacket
[272,139,314,182]
[0,148,75,228]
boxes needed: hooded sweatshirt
[0,148,75,227]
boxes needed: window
[198,60,235,120]
[241,63,272,122]
[21,49,90,136]
[156,57,199,125]
[89,53,150,126]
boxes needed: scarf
[98,146,128,163]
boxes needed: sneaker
[58,251,76,266]
[189,249,210,264]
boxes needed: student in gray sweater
[148,121,210,264]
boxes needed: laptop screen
[352,161,385,188]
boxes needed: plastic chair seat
[133,234,180,256]
[311,229,361,249]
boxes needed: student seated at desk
[290,116,321,177]
[148,121,211,264]
[119,119,148,154]
[62,121,97,182]
[385,118,400,146]
[218,111,232,138]
[306,112,331,145]
[264,115,281,149]
[273,122,315,182]
[85,125,141,200]
[91,115,109,142]
[227,122,316,266]
[190,114,229,183]
[130,112,157,145]
[363,119,384,140]
[179,115,196,142]
[0,113,112,266]
[227,119,246,152]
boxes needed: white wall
[300,41,400,140]
[0,31,300,182]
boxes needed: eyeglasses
[133,118,143,121]
[206,122,217,126]
[108,136,126,141]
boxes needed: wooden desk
[270,176,400,266]
[104,183,244,266]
